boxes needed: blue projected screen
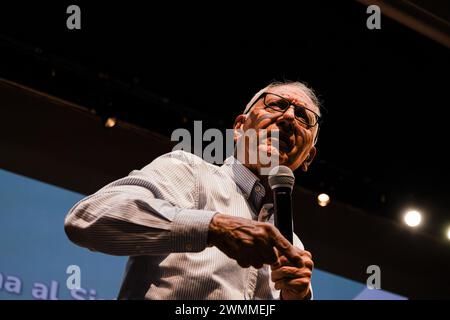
[0,168,406,300]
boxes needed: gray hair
[243,80,321,115]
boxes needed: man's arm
[65,150,302,269]
[64,151,217,256]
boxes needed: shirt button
[185,243,193,251]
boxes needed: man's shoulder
[141,150,219,173]
[159,150,210,166]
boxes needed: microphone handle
[273,187,294,244]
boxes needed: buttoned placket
[221,158,273,300]
[244,182,271,300]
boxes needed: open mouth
[279,139,291,152]
[267,131,293,152]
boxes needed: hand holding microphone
[207,165,298,269]
[207,213,299,269]
[269,165,313,300]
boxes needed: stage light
[317,193,330,207]
[446,227,450,240]
[104,117,117,128]
[403,210,422,227]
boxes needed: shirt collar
[221,156,265,200]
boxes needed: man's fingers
[271,266,312,282]
[270,229,313,268]
[254,232,278,265]
[274,277,311,291]
[302,250,313,260]
[303,257,314,270]
[271,254,289,269]
[269,228,304,267]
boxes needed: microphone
[268,166,295,244]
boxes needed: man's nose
[277,105,296,133]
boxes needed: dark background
[1,1,449,241]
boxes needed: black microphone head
[268,166,295,190]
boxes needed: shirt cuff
[170,209,218,252]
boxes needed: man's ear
[233,114,246,141]
[301,146,317,172]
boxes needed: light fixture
[104,117,117,128]
[317,193,330,207]
[403,210,422,227]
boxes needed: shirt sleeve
[64,150,218,256]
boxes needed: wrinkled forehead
[268,85,319,114]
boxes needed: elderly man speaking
[64,80,321,300]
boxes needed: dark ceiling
[1,1,449,240]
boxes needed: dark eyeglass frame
[245,92,321,127]
[245,91,322,144]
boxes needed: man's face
[235,85,318,172]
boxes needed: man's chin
[257,145,290,166]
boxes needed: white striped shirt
[64,150,308,299]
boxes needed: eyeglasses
[246,92,321,128]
